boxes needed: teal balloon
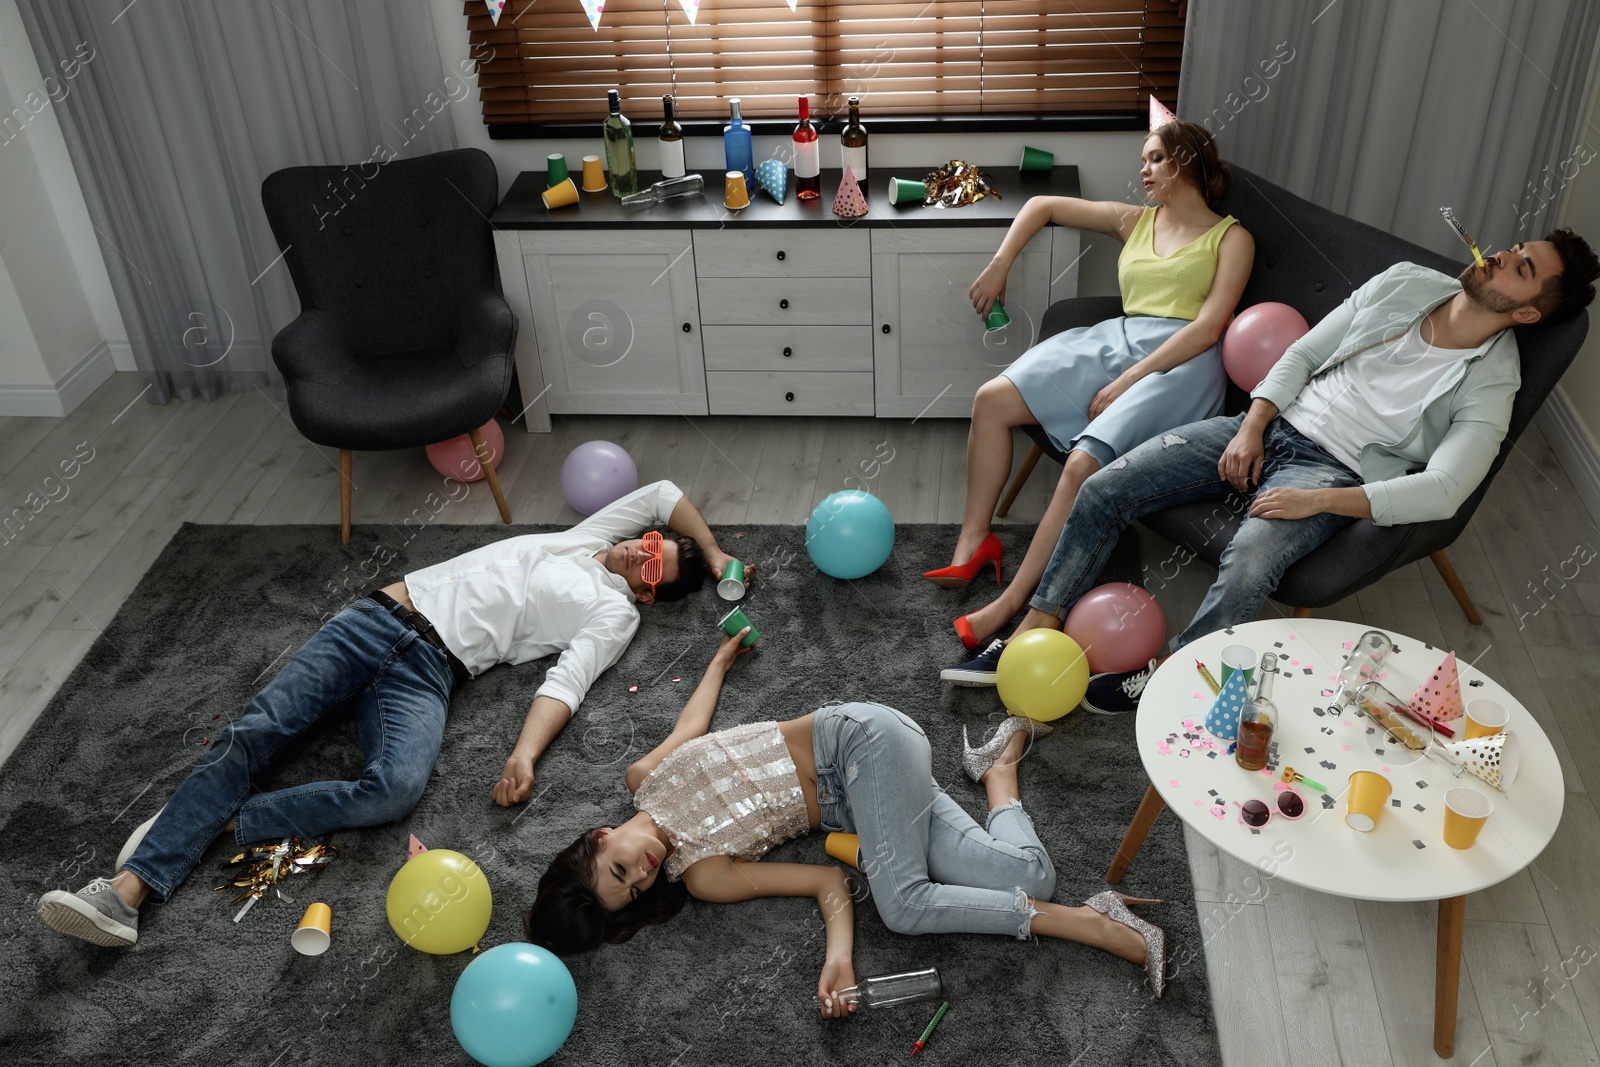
[806,491,895,579]
[450,943,578,1067]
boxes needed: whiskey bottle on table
[602,89,638,198]
[793,96,820,200]
[1235,653,1279,772]
[658,94,686,179]
[840,95,868,187]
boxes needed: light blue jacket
[1251,262,1520,527]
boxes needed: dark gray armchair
[261,147,516,543]
[997,164,1590,622]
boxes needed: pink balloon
[1064,583,1167,674]
[425,419,505,483]
[1222,302,1310,391]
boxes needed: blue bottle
[723,98,754,188]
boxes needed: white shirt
[404,480,685,712]
[1283,321,1477,475]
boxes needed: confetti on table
[1287,634,1297,640]
[1178,750,1190,758]
[1169,778,1181,787]
[1413,840,1427,849]
[1415,780,1428,789]
[1414,804,1426,812]
[1342,640,1353,650]
[1321,794,1337,809]
[1342,744,1351,751]
[1391,798,1402,807]
[1211,806,1228,819]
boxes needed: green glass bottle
[603,89,638,199]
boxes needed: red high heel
[923,533,1004,589]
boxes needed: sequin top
[633,721,811,881]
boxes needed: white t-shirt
[1283,321,1477,474]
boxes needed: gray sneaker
[37,877,139,947]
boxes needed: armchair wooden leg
[469,428,513,525]
[1430,550,1483,625]
[1292,607,1313,619]
[997,443,1044,519]
[339,449,353,545]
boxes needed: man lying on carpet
[941,229,1598,709]
[523,631,1170,1010]
[37,480,744,948]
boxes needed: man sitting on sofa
[942,229,1598,711]
[37,479,745,947]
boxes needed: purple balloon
[560,440,639,515]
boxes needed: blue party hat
[1204,666,1251,741]
[756,158,787,205]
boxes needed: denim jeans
[812,703,1056,939]
[121,596,456,902]
[1029,414,1364,651]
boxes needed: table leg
[1434,895,1466,1057]
[1105,783,1166,884]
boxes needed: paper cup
[985,303,1011,332]
[580,155,607,192]
[290,902,332,956]
[546,153,569,189]
[886,177,926,205]
[1344,770,1392,832]
[717,559,746,600]
[718,606,760,647]
[1442,786,1493,849]
[724,171,751,209]
[541,177,579,210]
[1020,145,1054,171]
[1219,644,1257,688]
[824,832,860,869]
[1464,698,1508,739]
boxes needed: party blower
[1440,207,1487,270]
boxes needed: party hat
[1149,95,1179,130]
[1204,666,1251,741]
[484,0,505,25]
[833,165,868,218]
[580,0,605,31]
[407,833,428,860]
[1434,732,1520,792]
[756,158,788,204]
[1408,651,1464,723]
[676,0,700,23]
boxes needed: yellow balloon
[996,630,1090,721]
[385,848,493,954]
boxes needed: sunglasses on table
[1237,789,1307,828]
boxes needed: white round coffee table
[1105,618,1564,1058]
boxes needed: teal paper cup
[546,153,570,189]
[718,559,746,600]
[1019,145,1054,171]
[719,606,760,647]
[886,177,926,205]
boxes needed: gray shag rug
[0,522,1221,1067]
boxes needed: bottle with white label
[840,95,868,187]
[658,94,686,179]
[793,96,820,200]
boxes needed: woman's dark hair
[523,828,689,956]
[1151,119,1231,209]
[649,532,709,603]
[1533,227,1600,324]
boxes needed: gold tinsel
[923,161,1002,208]
[214,836,339,907]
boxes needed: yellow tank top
[1117,207,1239,320]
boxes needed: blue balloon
[805,491,895,580]
[450,943,578,1067]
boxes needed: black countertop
[492,165,1082,230]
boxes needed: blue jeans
[121,597,456,902]
[1030,414,1363,651]
[812,703,1056,940]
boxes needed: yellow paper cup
[825,832,861,869]
[541,177,579,210]
[1464,698,1508,739]
[1344,770,1392,832]
[1442,786,1493,849]
[724,171,751,209]
[580,155,607,192]
[291,901,332,956]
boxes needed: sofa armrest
[454,288,517,370]
[270,309,356,386]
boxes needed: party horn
[290,902,332,956]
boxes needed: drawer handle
[785,391,795,402]
[776,250,786,261]
[783,347,792,357]
[682,322,692,333]
[780,299,790,310]
[882,323,892,334]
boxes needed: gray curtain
[1179,0,1600,260]
[14,0,459,404]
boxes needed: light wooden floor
[3,372,1598,1066]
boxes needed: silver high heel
[1084,890,1167,998]
[961,716,1053,782]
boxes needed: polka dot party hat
[1435,731,1520,792]
[833,165,868,218]
[1204,664,1251,741]
[1408,650,1464,723]
[756,158,788,205]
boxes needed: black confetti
[1413,839,1427,849]
[1414,804,1426,812]
[1273,641,1284,648]
[1206,751,1218,759]
[1321,794,1337,809]
[1416,781,1428,789]
[1391,798,1402,807]
[1313,707,1326,717]
[1469,679,1485,688]
[1303,668,1314,675]
[1320,761,1337,770]
[1374,748,1385,756]
[1304,746,1316,754]
[1208,789,1219,796]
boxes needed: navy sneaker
[1081,659,1159,715]
[941,639,1005,686]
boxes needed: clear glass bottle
[793,95,820,200]
[816,967,942,1011]
[840,95,868,185]
[620,173,705,207]
[602,89,638,199]
[723,98,754,188]
[658,94,686,179]
[1235,652,1278,772]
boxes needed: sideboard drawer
[706,371,876,415]
[701,326,873,372]
[698,278,871,326]
[694,228,869,278]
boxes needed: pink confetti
[1272,781,1288,792]
[1157,742,1172,755]
[1328,675,1339,682]
[672,677,681,683]
[1169,778,1181,787]
[1290,659,1300,666]
[1192,692,1203,700]
[1320,689,1333,697]
[1182,718,1195,729]
[1342,640,1353,650]
[1259,766,1273,777]
[1381,766,1392,774]
[1178,750,1190,759]
[1342,744,1351,751]
[1287,634,1297,640]
[628,685,639,693]
[1193,798,1204,807]
[1210,806,1227,819]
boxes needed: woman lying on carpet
[524,630,1167,1014]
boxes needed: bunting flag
[1149,95,1179,130]
[580,0,605,31]
[484,0,505,25]
[786,0,799,9]
[677,0,701,22]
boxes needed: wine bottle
[658,94,686,179]
[723,98,754,188]
[602,89,638,199]
[793,96,820,200]
[840,95,868,186]
[1236,653,1279,772]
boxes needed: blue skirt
[1001,315,1227,466]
